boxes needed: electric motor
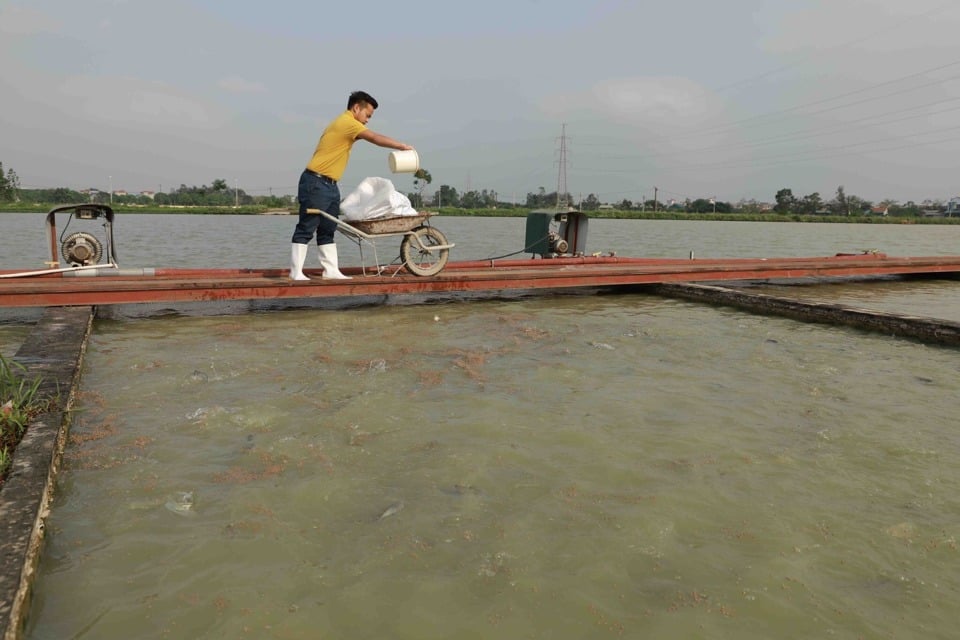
[61,231,104,266]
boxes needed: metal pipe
[0,263,118,279]
[64,267,155,277]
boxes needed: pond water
[1,213,958,639]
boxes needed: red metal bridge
[3,204,959,309]
[2,252,959,309]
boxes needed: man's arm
[357,129,413,151]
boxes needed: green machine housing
[524,209,589,258]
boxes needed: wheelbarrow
[306,209,454,276]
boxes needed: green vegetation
[0,161,21,203]
[411,168,433,209]
[0,353,50,485]
[0,165,293,211]
[1,159,957,222]
[439,207,960,223]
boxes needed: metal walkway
[2,253,959,308]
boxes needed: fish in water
[165,491,195,516]
[441,484,481,496]
[377,501,404,521]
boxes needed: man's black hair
[348,91,379,110]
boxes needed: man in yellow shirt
[290,90,414,280]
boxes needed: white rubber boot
[289,242,310,281]
[318,243,351,279]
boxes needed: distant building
[946,197,960,217]
[139,190,156,200]
[870,205,889,216]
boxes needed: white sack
[340,177,419,221]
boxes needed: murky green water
[25,295,960,639]
[3,214,959,638]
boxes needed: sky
[2,0,960,206]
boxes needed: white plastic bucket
[388,149,420,173]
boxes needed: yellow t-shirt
[305,111,367,181]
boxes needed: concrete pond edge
[0,306,93,640]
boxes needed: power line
[667,59,960,143]
[576,95,960,164]
[647,124,960,173]
[708,2,956,96]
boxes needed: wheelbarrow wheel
[400,226,449,276]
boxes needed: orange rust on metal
[1,254,959,308]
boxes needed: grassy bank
[0,203,271,215]
[439,208,960,224]
[3,203,959,224]
[0,355,51,487]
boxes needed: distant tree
[618,199,634,210]
[527,187,557,209]
[460,190,482,208]
[581,193,600,211]
[689,198,731,213]
[847,195,871,215]
[526,187,549,208]
[830,185,849,216]
[774,188,796,214]
[480,189,498,207]
[688,198,713,213]
[411,168,432,208]
[0,162,8,201]
[890,201,921,217]
[437,184,459,207]
[163,180,248,206]
[0,163,18,202]
[797,192,822,215]
[524,187,572,209]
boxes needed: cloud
[57,75,227,129]
[761,1,960,62]
[542,76,726,130]
[592,77,722,125]
[780,2,947,44]
[0,5,62,36]
[217,75,267,94]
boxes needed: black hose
[482,234,551,261]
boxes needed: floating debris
[886,522,916,540]
[165,491,195,516]
[441,484,481,497]
[377,501,404,521]
[478,551,512,577]
[589,341,615,350]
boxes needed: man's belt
[305,169,337,184]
